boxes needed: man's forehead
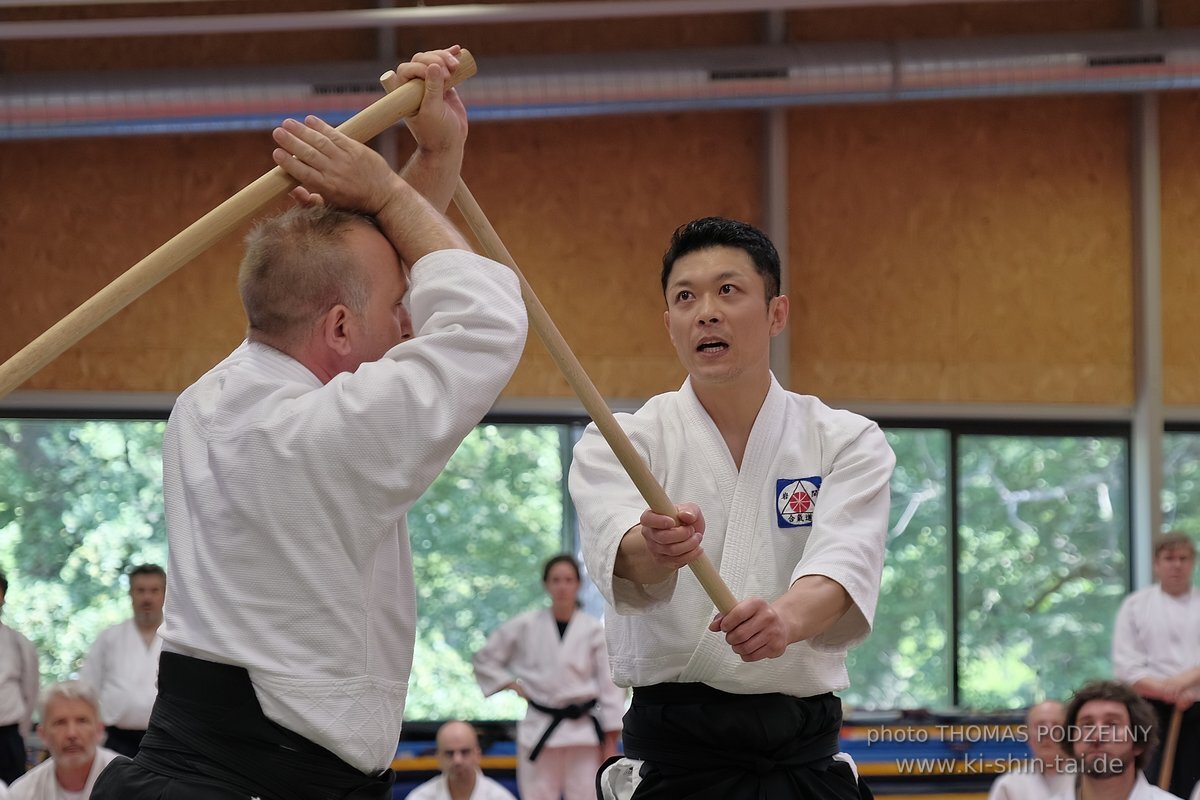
[667,250,759,288]
[1077,700,1129,722]
[46,696,97,720]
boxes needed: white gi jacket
[0,779,9,799]
[1113,585,1200,684]
[1048,772,1178,800]
[79,620,162,729]
[988,769,1073,800]
[159,250,527,774]
[406,772,517,800]
[0,623,38,736]
[569,377,894,697]
[473,609,626,751]
[9,747,119,800]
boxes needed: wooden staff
[0,52,478,400]
[381,71,738,614]
[1158,706,1182,790]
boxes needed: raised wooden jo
[381,69,738,614]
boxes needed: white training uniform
[988,769,1073,800]
[1112,585,1200,685]
[473,608,626,800]
[569,376,894,697]
[0,779,9,799]
[79,620,162,729]
[1049,771,1177,800]
[8,747,119,800]
[159,250,527,775]
[0,623,38,737]
[406,771,516,800]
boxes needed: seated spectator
[8,682,118,799]
[407,721,516,800]
[989,700,1072,799]
[1051,679,1176,800]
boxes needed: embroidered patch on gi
[776,476,821,528]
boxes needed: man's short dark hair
[0,571,7,595]
[1062,679,1159,770]
[661,217,781,302]
[129,564,166,583]
[1153,530,1196,558]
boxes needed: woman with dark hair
[474,554,625,800]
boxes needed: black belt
[526,697,604,761]
[623,683,842,775]
[136,652,394,800]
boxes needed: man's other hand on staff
[272,115,401,216]
[710,576,854,664]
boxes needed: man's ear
[321,305,354,356]
[768,294,790,337]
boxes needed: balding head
[435,720,482,788]
[1026,700,1066,770]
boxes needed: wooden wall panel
[786,96,1132,405]
[458,112,762,399]
[0,112,763,397]
[0,133,279,391]
[0,1,1173,406]
[1160,92,1200,407]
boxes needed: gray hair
[38,680,101,722]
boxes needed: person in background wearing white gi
[0,572,38,787]
[407,721,516,800]
[91,45,528,800]
[79,564,165,758]
[569,217,895,800]
[8,681,118,800]
[1050,680,1177,800]
[473,555,624,800]
[1113,531,1200,798]
[988,700,1072,799]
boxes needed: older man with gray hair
[9,681,118,799]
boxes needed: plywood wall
[4,0,1197,408]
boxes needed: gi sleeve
[569,418,677,615]
[19,637,38,738]
[590,620,627,733]
[78,628,106,694]
[473,616,523,697]
[792,421,895,651]
[1112,593,1152,684]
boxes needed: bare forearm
[1174,666,1200,689]
[399,144,464,214]
[772,575,853,645]
[374,174,471,263]
[614,526,676,586]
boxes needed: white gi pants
[517,743,601,800]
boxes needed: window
[0,418,167,683]
[956,432,1129,708]
[845,428,951,710]
[406,422,574,720]
[1163,430,1200,538]
[846,426,1130,710]
[0,414,1148,716]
